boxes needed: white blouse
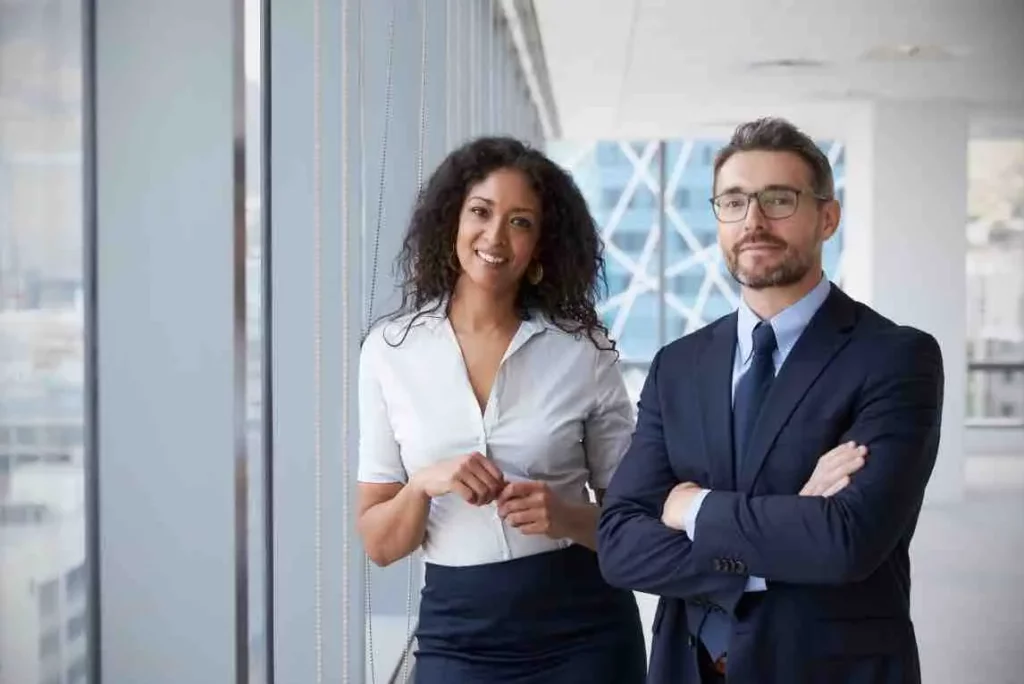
[357,305,635,567]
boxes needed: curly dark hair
[380,136,614,352]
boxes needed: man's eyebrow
[717,183,800,194]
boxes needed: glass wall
[549,138,846,401]
[0,0,551,680]
[966,139,1024,425]
[0,2,89,684]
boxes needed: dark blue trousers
[414,545,647,683]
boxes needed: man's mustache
[734,235,787,253]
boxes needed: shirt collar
[736,273,832,363]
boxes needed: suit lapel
[698,314,739,489]
[737,286,859,492]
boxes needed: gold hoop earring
[527,262,544,286]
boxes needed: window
[0,504,49,525]
[965,139,1024,423]
[39,629,61,659]
[671,273,703,294]
[38,579,60,618]
[65,563,86,601]
[675,187,691,208]
[596,141,625,166]
[67,656,88,684]
[629,186,656,209]
[67,613,87,642]
[611,230,648,254]
[1,2,89,683]
[15,427,38,446]
[603,186,624,209]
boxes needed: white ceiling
[534,0,1024,139]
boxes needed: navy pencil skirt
[413,544,647,684]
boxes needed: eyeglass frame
[708,184,832,223]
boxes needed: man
[597,117,944,684]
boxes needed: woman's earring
[527,262,544,285]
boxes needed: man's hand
[661,481,703,532]
[656,442,866,535]
[800,441,868,497]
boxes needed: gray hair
[714,117,835,199]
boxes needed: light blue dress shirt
[684,274,832,592]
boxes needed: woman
[357,136,646,683]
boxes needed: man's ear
[821,199,842,239]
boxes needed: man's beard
[724,235,813,290]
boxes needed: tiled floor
[910,488,1024,683]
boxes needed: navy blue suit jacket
[598,286,944,684]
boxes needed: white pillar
[843,101,969,503]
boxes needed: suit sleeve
[690,329,944,585]
[597,349,748,606]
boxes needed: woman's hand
[496,481,571,539]
[410,452,505,505]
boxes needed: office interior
[1,0,1022,682]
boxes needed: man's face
[713,150,839,290]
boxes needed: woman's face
[454,167,542,296]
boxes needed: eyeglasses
[709,187,828,222]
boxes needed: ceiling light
[862,44,963,62]
[747,58,827,70]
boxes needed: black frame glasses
[709,186,830,222]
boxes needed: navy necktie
[697,322,778,662]
[733,321,778,475]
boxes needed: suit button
[713,559,723,572]
[735,560,748,574]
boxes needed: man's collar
[736,273,832,362]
